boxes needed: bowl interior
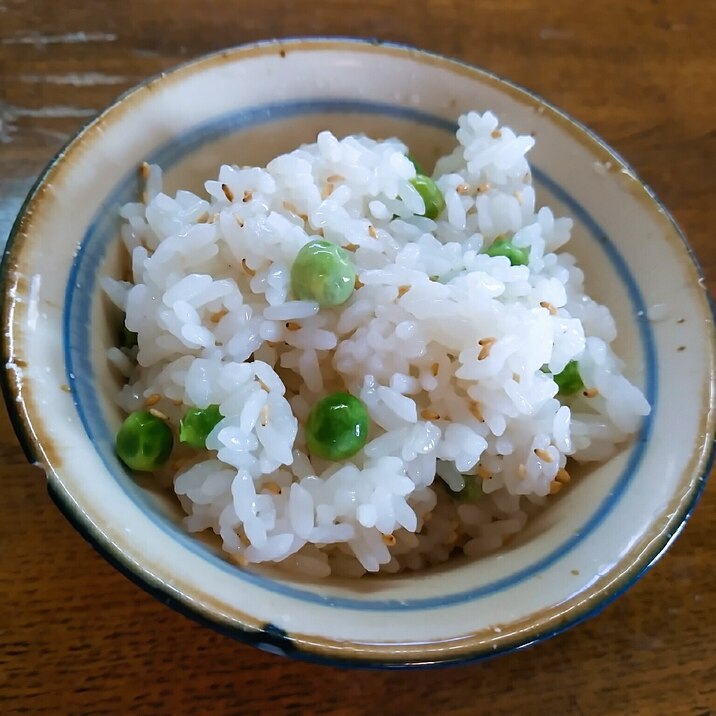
[4,40,713,664]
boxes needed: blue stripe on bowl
[64,99,657,611]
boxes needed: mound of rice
[103,111,650,578]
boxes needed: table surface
[1,1,714,714]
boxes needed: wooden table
[1,1,714,713]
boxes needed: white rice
[104,111,650,577]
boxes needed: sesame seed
[344,243,359,252]
[491,129,502,139]
[420,408,441,421]
[139,161,150,179]
[456,183,471,195]
[397,285,410,298]
[476,182,491,194]
[556,467,571,483]
[326,174,343,183]
[263,481,281,494]
[209,308,228,324]
[477,337,496,361]
[242,190,253,203]
[257,377,270,392]
[354,276,364,289]
[285,322,301,331]
[540,300,558,315]
[60,384,71,393]
[549,480,563,495]
[144,393,162,407]
[469,401,484,422]
[382,533,397,546]
[476,465,492,480]
[535,448,553,462]
[583,387,599,398]
[148,408,169,420]
[241,258,255,276]
[221,183,234,202]
[431,362,440,377]
[196,212,210,224]
[368,224,378,239]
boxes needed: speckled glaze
[2,39,714,668]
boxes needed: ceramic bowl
[2,38,714,668]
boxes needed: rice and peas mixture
[103,111,650,578]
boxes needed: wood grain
[1,1,714,714]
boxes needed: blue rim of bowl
[1,37,714,668]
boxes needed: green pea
[448,476,484,502]
[554,360,584,396]
[116,410,173,472]
[410,174,445,220]
[406,153,424,175]
[291,239,355,307]
[180,404,223,448]
[305,392,369,460]
[485,235,529,266]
